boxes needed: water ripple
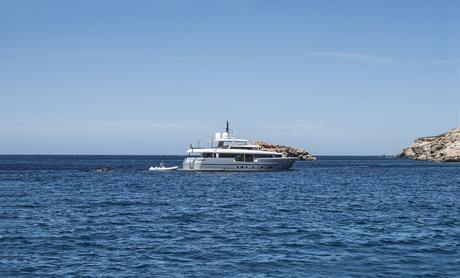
[0,155,459,276]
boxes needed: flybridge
[214,131,247,142]
[213,121,248,147]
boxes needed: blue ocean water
[0,155,459,277]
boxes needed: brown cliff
[254,141,316,161]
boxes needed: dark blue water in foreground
[1,155,459,277]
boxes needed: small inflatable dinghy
[149,162,178,171]
[149,166,178,171]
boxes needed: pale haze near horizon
[1,0,459,155]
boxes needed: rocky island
[400,127,460,162]
[254,141,317,161]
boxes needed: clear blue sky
[1,0,459,155]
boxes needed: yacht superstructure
[182,122,297,171]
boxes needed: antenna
[226,120,229,133]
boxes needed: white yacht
[182,122,297,171]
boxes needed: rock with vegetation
[401,127,460,162]
[254,141,316,161]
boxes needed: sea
[0,155,459,277]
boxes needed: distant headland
[400,127,460,162]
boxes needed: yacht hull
[182,157,297,171]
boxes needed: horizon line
[0,153,397,157]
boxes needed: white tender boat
[182,121,297,171]
[149,162,178,171]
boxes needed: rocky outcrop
[401,127,460,162]
[254,141,316,160]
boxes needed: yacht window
[244,154,254,162]
[220,142,232,148]
[230,146,254,150]
[218,153,237,158]
[233,154,254,162]
[254,154,272,158]
[235,154,244,161]
[202,153,215,158]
